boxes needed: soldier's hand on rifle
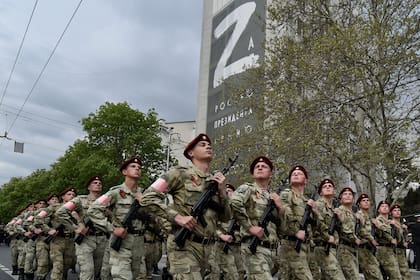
[24,231,32,237]
[71,211,80,221]
[355,238,361,245]
[371,218,379,228]
[174,214,197,231]
[212,172,226,197]
[135,192,143,202]
[391,238,397,246]
[113,227,127,238]
[249,225,264,239]
[48,229,57,236]
[371,239,378,247]
[296,230,306,241]
[34,228,43,235]
[307,199,317,214]
[328,235,335,244]
[75,226,88,235]
[270,193,285,214]
[333,208,343,222]
[219,233,233,243]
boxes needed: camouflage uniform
[358,210,383,280]
[23,211,38,279]
[56,194,108,280]
[14,214,27,278]
[34,203,76,280]
[393,223,411,280]
[279,188,314,280]
[87,183,147,280]
[230,182,279,279]
[140,165,232,279]
[312,198,345,280]
[375,215,402,280]
[336,205,359,280]
[32,206,51,280]
[143,220,164,279]
[5,218,20,275]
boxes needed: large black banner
[206,0,266,145]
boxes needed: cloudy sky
[0,0,203,186]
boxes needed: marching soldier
[373,200,402,280]
[5,217,20,275]
[140,133,231,278]
[390,204,412,280]
[33,194,59,280]
[335,187,360,279]
[278,165,317,280]
[230,156,280,279]
[312,179,345,280]
[87,157,147,280]
[55,176,108,280]
[356,193,383,280]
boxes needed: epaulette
[236,183,253,193]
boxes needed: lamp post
[166,127,174,171]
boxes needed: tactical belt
[188,234,215,245]
[339,239,357,249]
[377,243,394,248]
[57,233,75,238]
[218,240,241,246]
[314,241,337,249]
[87,231,107,237]
[359,243,374,250]
[282,235,298,242]
[127,229,145,236]
[241,237,277,249]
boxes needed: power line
[6,0,84,136]
[0,0,39,108]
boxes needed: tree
[217,0,419,203]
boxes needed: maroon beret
[34,199,47,205]
[376,200,390,212]
[86,175,103,187]
[339,187,355,197]
[183,133,211,160]
[59,188,77,197]
[288,165,308,179]
[250,156,273,174]
[119,157,142,172]
[356,193,369,204]
[390,204,401,212]
[318,178,334,194]
[46,194,59,202]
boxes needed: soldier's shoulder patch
[236,183,251,193]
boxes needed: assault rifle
[44,224,65,244]
[295,185,318,253]
[248,178,288,254]
[74,217,93,245]
[174,155,238,248]
[390,219,397,254]
[110,199,141,251]
[371,222,377,255]
[325,198,340,255]
[222,219,239,254]
[353,204,361,238]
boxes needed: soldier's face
[123,163,141,179]
[321,183,335,196]
[378,203,389,215]
[359,198,370,210]
[190,141,212,161]
[392,207,401,218]
[252,162,272,180]
[290,170,307,185]
[340,191,354,204]
[48,197,59,205]
[62,191,76,203]
[88,180,103,192]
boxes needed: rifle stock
[74,217,93,245]
[44,224,65,244]
[295,185,317,253]
[222,220,239,254]
[174,155,238,248]
[325,198,340,255]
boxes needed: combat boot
[24,273,34,280]
[18,268,24,280]
[12,265,18,275]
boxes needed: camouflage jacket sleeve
[55,196,84,232]
[33,206,55,233]
[86,189,119,233]
[230,183,254,232]
[375,215,393,243]
[336,206,357,243]
[280,188,307,236]
[358,211,375,243]
[312,199,332,242]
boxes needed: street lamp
[166,127,174,171]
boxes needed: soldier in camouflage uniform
[87,157,147,280]
[5,217,21,275]
[33,194,59,280]
[278,165,317,280]
[140,134,231,279]
[16,204,34,280]
[312,179,345,280]
[356,193,383,280]
[390,204,411,280]
[56,176,107,280]
[212,184,244,280]
[373,200,402,280]
[24,199,48,280]
[143,216,165,279]
[335,187,360,279]
[230,156,280,279]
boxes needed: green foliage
[0,102,166,222]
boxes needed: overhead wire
[5,0,84,136]
[0,0,39,108]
